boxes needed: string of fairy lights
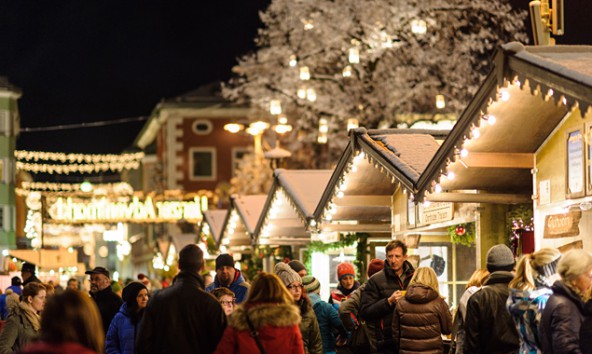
[15,150,145,175]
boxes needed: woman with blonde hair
[0,282,46,354]
[507,248,560,354]
[20,289,104,354]
[392,267,452,354]
[214,272,304,354]
[540,249,592,354]
[453,268,489,354]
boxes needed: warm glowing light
[319,118,329,133]
[289,55,297,67]
[434,184,442,193]
[471,127,480,139]
[342,65,352,78]
[224,123,244,133]
[348,47,360,64]
[306,88,317,102]
[435,94,445,109]
[270,100,282,115]
[347,118,359,131]
[336,191,345,198]
[411,19,427,34]
[278,114,288,125]
[460,149,469,158]
[446,171,455,180]
[299,66,311,80]
[274,124,293,134]
[80,181,93,193]
[303,19,314,30]
[297,86,307,99]
[482,114,496,125]
[499,88,510,102]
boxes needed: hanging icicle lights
[15,150,145,175]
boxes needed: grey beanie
[486,244,515,272]
[274,262,301,286]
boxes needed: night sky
[0,0,590,154]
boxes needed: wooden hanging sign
[543,210,582,239]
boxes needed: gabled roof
[417,42,592,203]
[312,128,445,233]
[218,194,266,251]
[199,209,228,245]
[254,169,332,246]
[0,76,22,97]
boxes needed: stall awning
[255,169,332,246]
[218,195,266,252]
[199,209,228,245]
[313,128,445,233]
[9,249,78,270]
[417,42,592,203]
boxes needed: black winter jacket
[90,286,123,335]
[540,280,584,354]
[464,271,519,354]
[136,272,227,354]
[359,260,414,354]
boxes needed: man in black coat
[464,244,519,354]
[85,266,122,334]
[360,240,415,354]
[21,263,41,286]
[136,244,227,354]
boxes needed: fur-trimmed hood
[229,303,301,331]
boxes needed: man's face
[386,247,407,273]
[89,274,110,293]
[67,280,79,290]
[22,271,31,281]
[216,266,235,286]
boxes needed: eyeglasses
[287,284,304,290]
[220,300,235,306]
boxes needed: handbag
[245,313,267,354]
[347,320,371,354]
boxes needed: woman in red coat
[214,272,305,354]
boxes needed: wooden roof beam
[460,152,533,169]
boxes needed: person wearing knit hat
[205,253,250,304]
[338,259,385,353]
[106,281,149,354]
[464,244,519,353]
[276,264,323,354]
[508,248,560,354]
[288,260,308,277]
[302,275,348,353]
[329,262,360,310]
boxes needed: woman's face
[28,290,46,312]
[136,289,149,309]
[287,281,303,301]
[572,267,592,294]
[219,295,235,316]
[340,275,355,290]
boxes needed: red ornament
[455,225,466,236]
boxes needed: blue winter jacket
[106,303,138,354]
[309,292,347,353]
[205,269,250,304]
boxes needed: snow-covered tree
[223,0,528,163]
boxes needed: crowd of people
[0,240,591,353]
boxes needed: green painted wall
[477,203,510,269]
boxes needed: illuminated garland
[20,181,133,193]
[15,150,145,163]
[16,160,140,174]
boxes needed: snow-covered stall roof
[254,169,332,246]
[312,128,445,233]
[417,42,592,203]
[198,209,228,245]
[218,195,267,252]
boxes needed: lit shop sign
[47,196,203,223]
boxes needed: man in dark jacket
[21,263,41,286]
[85,266,122,334]
[464,244,519,354]
[360,240,414,354]
[136,244,227,354]
[206,253,250,304]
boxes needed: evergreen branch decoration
[448,223,475,246]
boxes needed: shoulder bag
[245,313,267,354]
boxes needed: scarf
[18,302,41,332]
[338,281,360,297]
